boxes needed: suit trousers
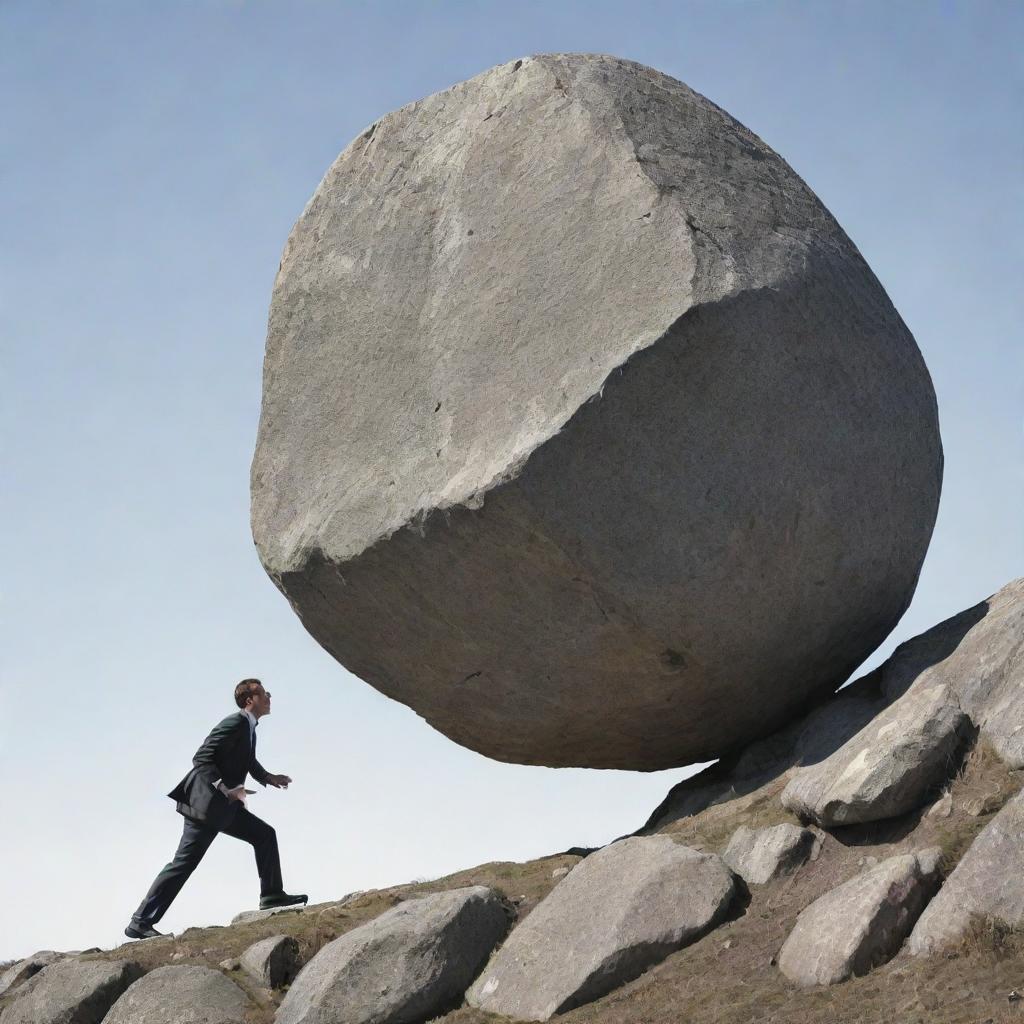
[132,805,283,926]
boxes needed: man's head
[235,678,272,719]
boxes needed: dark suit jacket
[168,712,271,829]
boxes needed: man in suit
[125,678,307,939]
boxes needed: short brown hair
[234,678,264,709]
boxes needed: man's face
[248,685,272,718]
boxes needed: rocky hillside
[4,578,1024,1024]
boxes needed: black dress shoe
[124,922,163,940]
[259,892,308,910]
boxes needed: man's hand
[267,774,292,789]
[225,785,249,803]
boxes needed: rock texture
[0,959,141,1024]
[643,681,886,831]
[251,52,942,770]
[877,577,1024,766]
[276,886,508,1024]
[0,952,66,998]
[781,683,971,826]
[103,965,251,1024]
[240,934,300,989]
[647,579,1024,833]
[231,905,306,926]
[778,578,1024,827]
[909,788,1024,954]
[467,835,735,1020]
[722,824,818,884]
[778,848,942,986]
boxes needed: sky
[2,1,1021,961]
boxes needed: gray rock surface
[645,578,1024,833]
[781,681,970,826]
[251,52,942,770]
[240,934,300,989]
[232,891,366,926]
[909,788,1024,954]
[103,965,251,1024]
[0,959,141,1024]
[231,905,307,926]
[0,952,66,998]
[642,682,886,831]
[778,848,942,986]
[276,886,507,1024]
[778,578,1024,827]
[878,577,1024,765]
[466,835,735,1020]
[722,824,818,884]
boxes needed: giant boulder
[251,52,942,769]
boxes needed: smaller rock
[722,824,817,884]
[963,792,1006,817]
[910,788,1024,953]
[276,886,508,1024]
[103,965,251,1024]
[231,905,307,926]
[778,848,942,986]
[0,953,65,998]
[551,867,570,879]
[927,790,953,818]
[170,952,186,961]
[468,836,736,1020]
[781,684,970,826]
[0,959,142,1024]
[1010,990,1022,1003]
[239,935,300,989]
[219,958,240,972]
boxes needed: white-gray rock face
[466,836,735,1020]
[0,952,66,998]
[778,848,942,987]
[276,886,508,1024]
[779,578,1024,826]
[781,683,971,826]
[722,824,818,884]
[103,966,251,1024]
[240,934,300,989]
[909,788,1024,954]
[879,577,1024,766]
[0,959,141,1024]
[231,905,306,926]
[251,52,942,770]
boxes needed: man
[125,679,307,939]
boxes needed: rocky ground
[4,579,1024,1024]
[3,742,1023,1024]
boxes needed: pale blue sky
[2,1,1021,960]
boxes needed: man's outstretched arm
[250,751,291,789]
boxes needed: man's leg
[131,817,218,927]
[220,806,283,897]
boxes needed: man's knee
[239,814,276,846]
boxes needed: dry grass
[439,739,1024,1024]
[0,854,580,1023]
[5,740,1022,1024]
